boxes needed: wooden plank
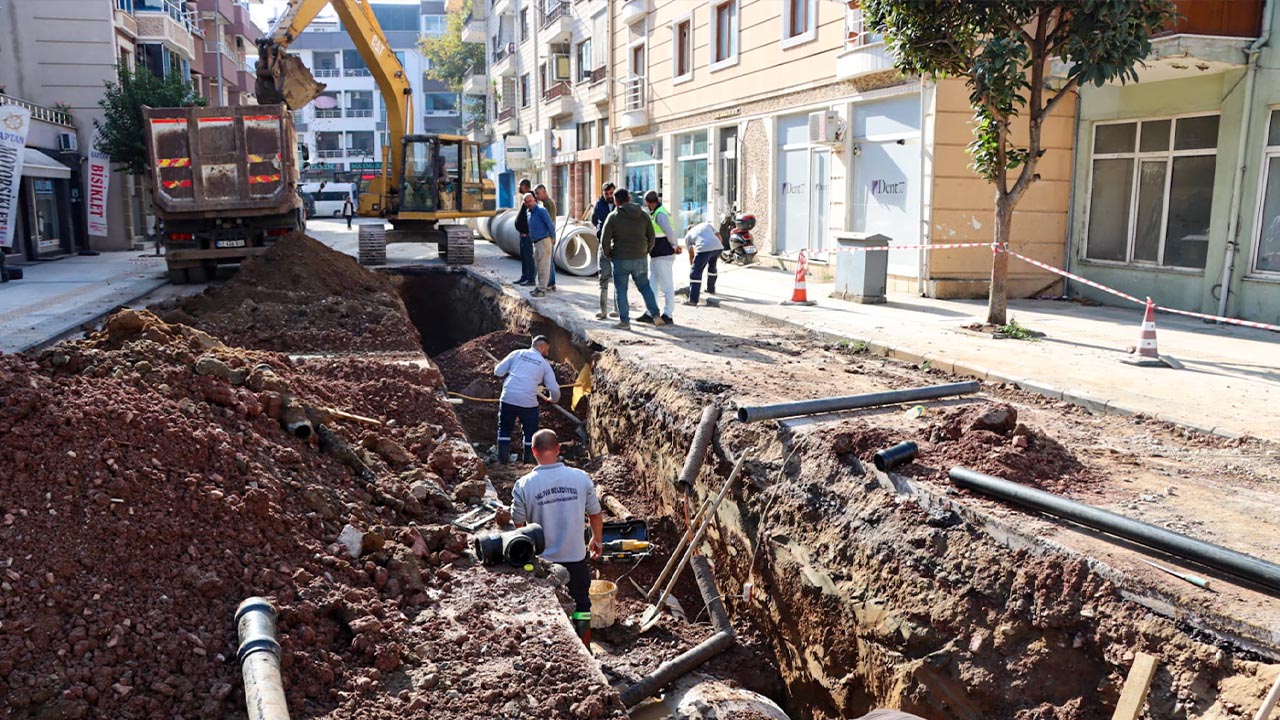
[1112,652,1160,720]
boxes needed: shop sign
[87,129,111,237]
[0,105,32,250]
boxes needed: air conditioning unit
[552,54,571,81]
[599,144,619,165]
[808,110,841,145]
[57,132,78,152]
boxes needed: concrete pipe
[553,223,599,276]
[475,213,495,243]
[489,209,521,258]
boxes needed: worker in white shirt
[493,336,560,463]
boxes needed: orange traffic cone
[781,251,817,306]
[1123,298,1179,368]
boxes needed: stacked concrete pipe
[487,211,600,276]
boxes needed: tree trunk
[986,198,1013,326]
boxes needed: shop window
[782,0,817,49]
[1252,109,1280,274]
[1084,115,1219,270]
[677,131,709,230]
[718,126,738,211]
[711,1,739,71]
[623,141,663,199]
[673,17,692,83]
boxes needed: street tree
[863,0,1176,325]
[95,65,205,176]
[418,0,487,129]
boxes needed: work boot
[636,314,655,324]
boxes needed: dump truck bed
[145,105,299,218]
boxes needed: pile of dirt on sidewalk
[0,310,620,719]
[156,232,420,353]
[433,330,589,459]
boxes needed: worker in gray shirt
[493,336,561,463]
[512,429,604,642]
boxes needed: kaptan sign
[87,130,110,237]
[0,105,32,250]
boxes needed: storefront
[622,139,663,199]
[848,95,922,279]
[775,113,832,255]
[14,148,76,260]
[674,131,708,231]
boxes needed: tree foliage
[418,0,486,95]
[862,0,1175,323]
[94,65,205,176]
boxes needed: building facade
[288,2,457,177]
[1069,0,1280,323]
[194,0,263,106]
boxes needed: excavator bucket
[256,45,326,110]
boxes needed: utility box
[832,232,890,304]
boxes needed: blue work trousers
[688,251,720,304]
[497,402,540,461]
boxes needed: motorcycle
[718,210,758,265]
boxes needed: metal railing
[0,95,73,127]
[316,149,345,158]
[136,0,200,35]
[540,0,570,28]
[314,108,342,119]
[313,68,341,78]
[346,109,373,118]
[492,42,512,63]
[344,68,372,77]
[623,75,645,111]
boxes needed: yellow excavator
[256,0,494,243]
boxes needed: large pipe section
[490,209,521,257]
[949,467,1280,594]
[736,381,981,423]
[649,405,723,599]
[236,597,290,720]
[487,211,600,276]
[621,555,735,707]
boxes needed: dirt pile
[156,232,420,353]
[433,330,589,458]
[0,309,621,718]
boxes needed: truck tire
[168,267,190,284]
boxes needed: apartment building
[288,2,456,176]
[1068,0,1280,323]
[468,0,612,217]
[194,0,263,106]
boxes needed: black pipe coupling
[874,441,919,473]
[235,597,282,664]
[475,524,546,566]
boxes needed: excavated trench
[393,268,1277,720]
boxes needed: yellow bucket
[589,579,618,629]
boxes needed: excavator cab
[398,135,493,217]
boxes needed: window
[711,1,739,70]
[576,40,592,82]
[422,15,446,36]
[577,121,596,150]
[342,50,369,76]
[677,132,709,229]
[673,17,692,83]
[630,43,645,78]
[1085,115,1220,270]
[424,93,458,114]
[718,126,738,210]
[371,5,417,31]
[1252,109,1280,274]
[782,0,817,48]
[520,74,530,107]
[623,141,663,199]
[520,8,529,42]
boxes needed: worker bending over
[493,336,560,463]
[511,429,603,642]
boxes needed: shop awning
[21,147,71,179]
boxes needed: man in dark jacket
[513,178,535,286]
[592,183,615,320]
[600,188,665,329]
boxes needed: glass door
[809,147,830,253]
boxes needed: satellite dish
[312,95,338,109]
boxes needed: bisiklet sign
[0,105,32,250]
[87,130,110,237]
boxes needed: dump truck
[144,104,304,283]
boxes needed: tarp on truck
[145,104,299,216]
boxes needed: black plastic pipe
[736,381,980,423]
[874,441,919,472]
[236,597,290,720]
[620,555,736,707]
[474,524,545,566]
[949,467,1280,594]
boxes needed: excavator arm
[257,0,413,211]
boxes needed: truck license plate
[215,239,246,249]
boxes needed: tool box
[598,519,652,563]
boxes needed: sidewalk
[0,251,169,353]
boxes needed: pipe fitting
[235,597,290,720]
[279,402,313,440]
[474,524,546,566]
[873,441,919,473]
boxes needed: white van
[300,182,356,217]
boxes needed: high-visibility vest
[650,205,670,237]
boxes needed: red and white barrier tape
[811,241,995,255]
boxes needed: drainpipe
[1218,0,1274,320]
[918,76,929,297]
[1062,90,1082,299]
[236,597,290,720]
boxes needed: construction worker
[510,428,603,642]
[644,191,678,324]
[493,335,560,463]
[592,183,616,320]
[682,220,723,306]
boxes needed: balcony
[1161,0,1263,38]
[540,1,573,44]
[463,73,487,95]
[492,42,516,77]
[135,0,199,60]
[315,108,342,119]
[620,0,652,27]
[462,11,486,43]
[587,66,608,106]
[0,95,73,127]
[347,108,374,118]
[836,9,895,81]
[1121,0,1263,82]
[344,68,372,77]
[114,5,139,39]
[493,0,513,18]
[496,106,518,136]
[542,80,574,118]
[619,75,648,131]
[316,149,346,159]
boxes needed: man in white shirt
[511,429,603,642]
[682,221,723,306]
[493,336,560,463]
